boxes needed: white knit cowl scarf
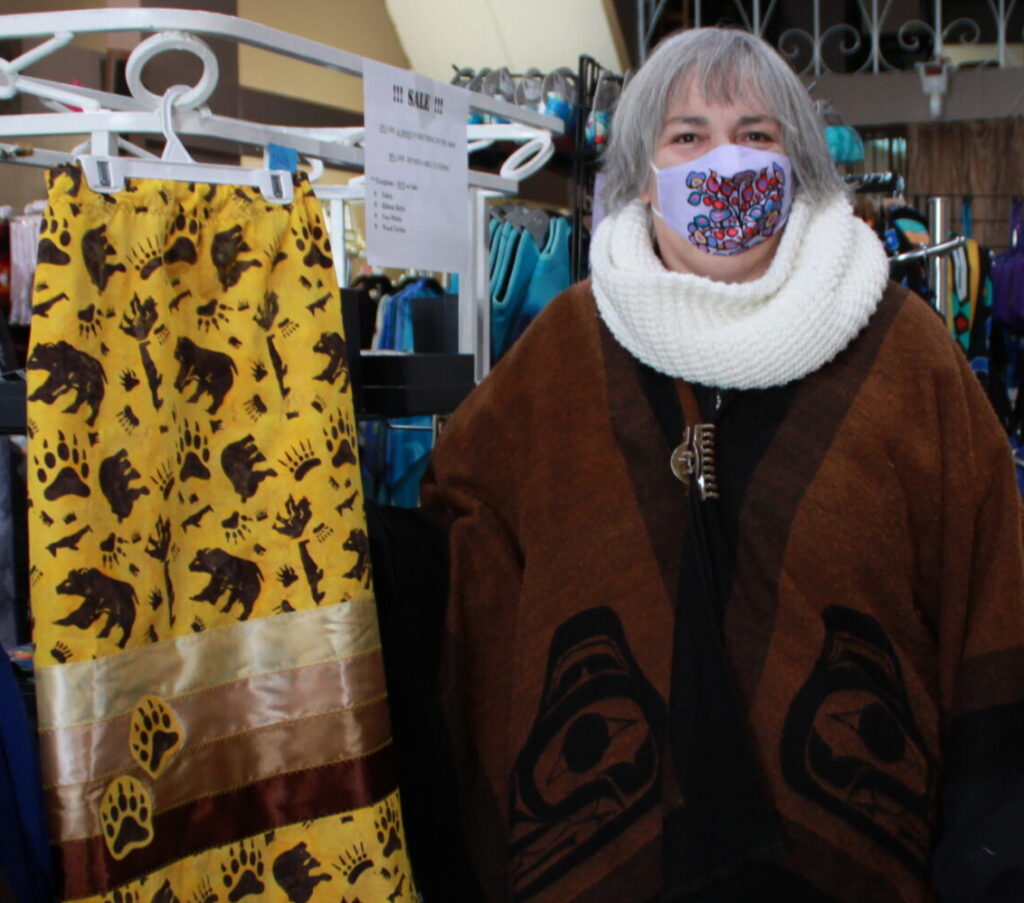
[589,194,891,389]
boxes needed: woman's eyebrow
[664,115,709,126]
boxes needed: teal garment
[491,228,540,362]
[512,216,571,343]
[487,217,502,274]
[359,279,441,508]
[825,124,864,163]
[489,221,517,298]
[386,281,438,507]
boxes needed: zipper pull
[670,423,719,501]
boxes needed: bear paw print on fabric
[77,303,103,339]
[195,298,231,333]
[222,511,252,544]
[276,565,299,587]
[149,878,181,903]
[100,532,131,569]
[129,236,168,281]
[165,211,201,266]
[190,877,217,903]
[177,419,212,482]
[102,885,140,903]
[243,394,268,422]
[130,695,183,779]
[278,441,321,482]
[323,410,358,469]
[250,360,269,383]
[35,431,91,502]
[50,641,72,663]
[151,461,176,501]
[37,215,72,266]
[291,224,332,269]
[334,843,374,886]
[98,776,154,860]
[375,798,404,859]
[116,404,141,435]
[120,370,141,398]
[220,839,266,902]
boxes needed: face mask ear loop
[648,160,666,221]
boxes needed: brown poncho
[415,280,1024,902]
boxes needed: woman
[378,27,1024,903]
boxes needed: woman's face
[641,78,787,283]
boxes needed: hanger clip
[77,155,295,204]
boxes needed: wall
[236,0,409,113]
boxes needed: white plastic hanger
[75,40,295,204]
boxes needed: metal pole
[638,0,647,63]
[463,188,492,382]
[997,0,1006,68]
[934,0,944,56]
[871,0,880,73]
[813,0,821,75]
[928,196,950,320]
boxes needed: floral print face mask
[650,144,793,255]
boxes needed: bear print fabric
[27,165,415,902]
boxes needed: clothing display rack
[569,54,607,283]
[850,173,969,319]
[0,8,566,428]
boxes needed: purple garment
[991,201,1024,327]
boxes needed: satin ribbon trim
[57,746,398,900]
[36,597,378,730]
[41,647,386,788]
[48,694,393,842]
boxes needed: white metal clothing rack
[0,8,565,379]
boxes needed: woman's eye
[673,133,699,144]
[745,131,775,143]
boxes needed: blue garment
[0,440,16,651]
[364,279,442,508]
[512,216,572,343]
[0,644,53,903]
[491,228,539,362]
[488,221,517,299]
[824,124,864,163]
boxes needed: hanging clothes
[0,439,17,652]
[27,165,415,903]
[513,215,572,341]
[360,278,442,508]
[991,200,1024,329]
[10,203,44,328]
[492,228,540,360]
[948,238,993,368]
[489,209,573,362]
[1,639,54,903]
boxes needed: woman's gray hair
[601,28,844,214]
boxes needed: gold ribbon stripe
[41,648,386,789]
[36,598,378,730]
[47,694,393,842]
